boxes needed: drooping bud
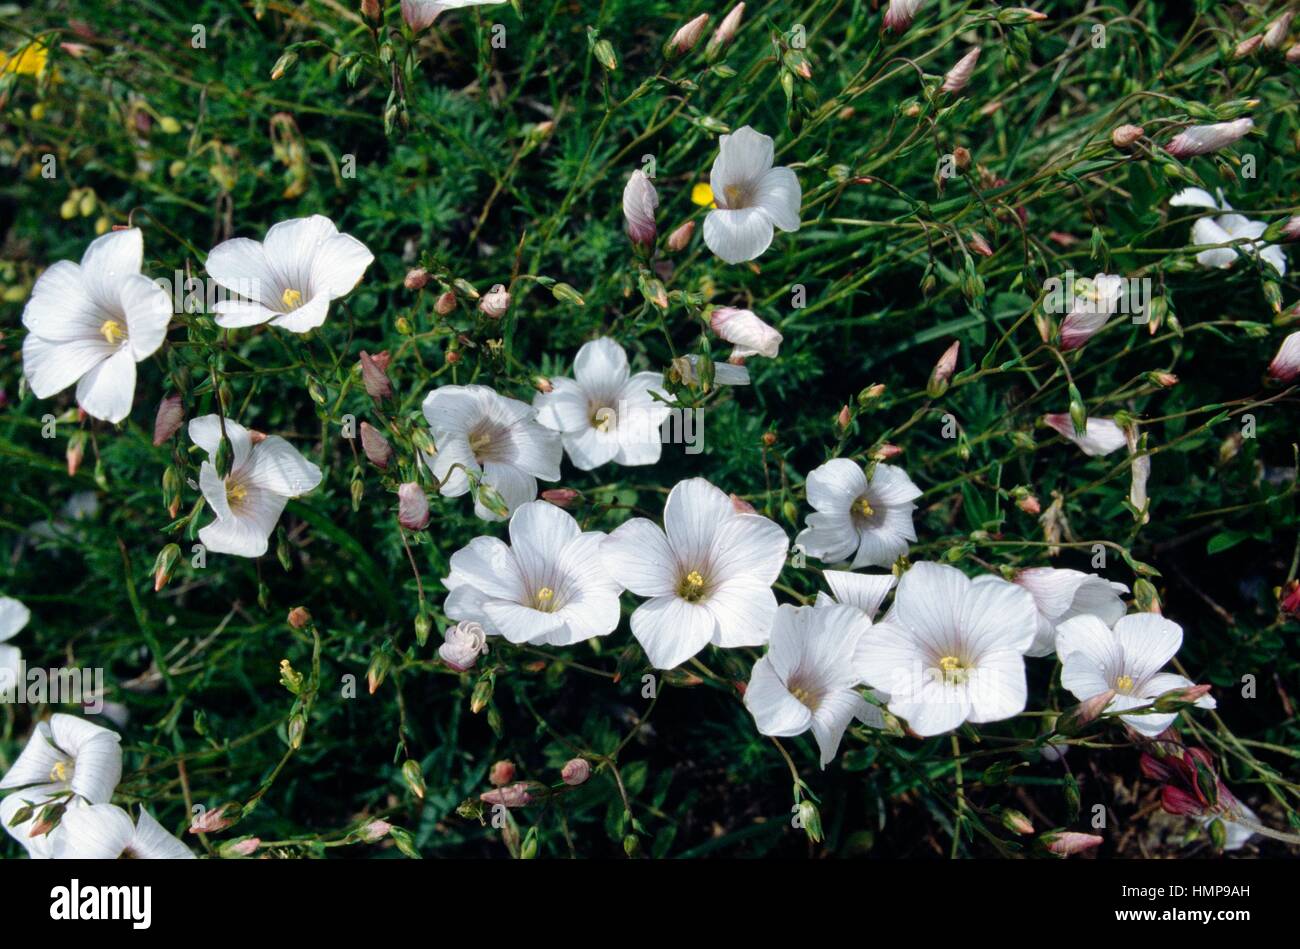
[710,307,782,358]
[490,760,516,787]
[666,13,709,58]
[219,836,261,858]
[1041,831,1103,856]
[153,543,181,592]
[540,487,582,509]
[480,782,532,808]
[666,220,696,252]
[359,421,393,469]
[941,46,980,94]
[926,340,959,397]
[402,759,426,799]
[623,170,659,250]
[967,231,993,257]
[435,290,457,315]
[367,647,392,694]
[479,284,511,319]
[1056,689,1116,734]
[65,430,86,477]
[561,758,591,786]
[358,350,393,401]
[872,443,903,461]
[796,799,823,843]
[1160,784,1204,816]
[1001,809,1035,835]
[1152,683,1213,712]
[1233,35,1263,59]
[152,394,185,446]
[1265,12,1294,50]
[837,405,852,429]
[360,819,392,843]
[1164,118,1253,158]
[470,676,494,714]
[1111,124,1144,149]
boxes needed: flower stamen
[99,319,127,345]
[281,288,304,310]
[1115,673,1135,693]
[938,654,968,685]
[679,569,707,602]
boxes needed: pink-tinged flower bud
[359,421,393,469]
[153,543,181,592]
[435,290,456,315]
[1165,118,1253,158]
[1139,751,1174,782]
[1161,785,1205,817]
[479,283,511,319]
[1153,683,1213,711]
[221,836,261,857]
[999,7,1047,23]
[397,481,430,530]
[1265,12,1294,50]
[967,231,993,257]
[358,350,393,401]
[1002,809,1035,835]
[884,0,925,34]
[1278,580,1300,618]
[837,405,852,429]
[1056,689,1116,734]
[561,758,591,786]
[65,431,85,477]
[1015,493,1041,515]
[1147,371,1179,388]
[1288,43,1300,63]
[666,219,696,252]
[189,802,241,835]
[361,819,392,843]
[287,606,312,629]
[489,760,516,787]
[1042,831,1103,856]
[541,487,583,509]
[404,267,429,290]
[707,3,745,55]
[926,340,959,397]
[729,493,757,514]
[1111,124,1144,149]
[872,443,903,461]
[1278,216,1300,242]
[401,0,441,32]
[623,169,659,249]
[1267,331,1300,382]
[152,394,185,446]
[667,13,710,57]
[941,46,980,93]
[438,619,488,671]
[361,0,380,22]
[1234,35,1263,59]
[480,782,532,808]
[710,306,782,358]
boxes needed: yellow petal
[690,182,716,208]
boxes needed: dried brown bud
[358,350,393,401]
[287,606,312,629]
[404,267,429,291]
[1111,124,1145,149]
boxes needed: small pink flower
[438,620,488,671]
[623,170,659,250]
[561,758,591,786]
[480,782,532,808]
[397,482,430,530]
[883,0,925,34]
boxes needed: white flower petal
[74,346,136,423]
[0,597,32,642]
[21,333,112,400]
[703,207,775,264]
[630,595,718,669]
[601,519,678,597]
[246,436,322,497]
[822,570,895,619]
[755,166,801,232]
[1114,612,1183,683]
[745,657,814,736]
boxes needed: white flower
[0,596,30,697]
[438,620,490,671]
[1164,118,1253,159]
[20,228,172,423]
[1058,273,1126,350]
[190,415,323,558]
[1056,612,1215,737]
[857,562,1038,737]
[443,500,622,646]
[795,459,921,569]
[50,803,194,859]
[745,603,876,767]
[883,0,925,33]
[533,337,671,470]
[1013,567,1128,657]
[601,478,789,669]
[205,215,374,334]
[0,713,122,804]
[709,307,782,358]
[1170,187,1286,275]
[401,0,507,32]
[703,126,801,264]
[422,384,562,521]
[1043,413,1127,456]
[622,170,658,248]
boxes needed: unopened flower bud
[1002,809,1035,835]
[358,350,393,401]
[435,290,456,315]
[398,482,431,528]
[623,170,659,249]
[65,430,86,477]
[1165,118,1253,158]
[152,394,185,446]
[189,802,241,835]
[1146,370,1179,388]
[707,3,745,58]
[541,487,582,509]
[883,0,923,33]
[872,443,903,461]
[402,759,426,799]
[1111,123,1144,149]
[1152,683,1213,712]
[219,836,261,858]
[1265,12,1294,50]
[797,799,823,842]
[490,760,516,787]
[1041,831,1103,856]
[470,676,494,714]
[287,606,311,629]
[1234,35,1263,59]
[367,648,392,695]
[360,819,392,843]
[359,421,393,469]
[561,758,591,786]
[837,404,852,429]
[1056,689,1116,734]
[941,46,980,93]
[153,543,181,592]
[1267,330,1300,382]
[479,284,511,319]
[927,340,959,397]
[666,13,709,57]
[480,782,532,808]
[666,220,696,252]
[287,713,306,749]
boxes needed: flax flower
[602,478,789,668]
[703,127,801,264]
[1043,414,1127,456]
[1013,567,1128,657]
[51,804,195,859]
[21,228,171,423]
[190,415,323,557]
[795,460,921,569]
[1170,188,1286,275]
[402,0,508,32]
[0,713,122,804]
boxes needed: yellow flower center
[852,496,875,519]
[690,182,716,207]
[591,406,615,432]
[226,481,248,508]
[534,586,556,611]
[50,759,72,783]
[1115,674,1134,693]
[938,655,968,685]
[281,288,304,310]
[790,683,822,712]
[679,569,707,602]
[99,319,127,345]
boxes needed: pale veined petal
[805,458,868,511]
[119,273,173,360]
[79,228,144,311]
[508,500,580,585]
[443,535,526,602]
[483,599,567,644]
[823,570,895,619]
[269,292,331,334]
[709,126,775,201]
[573,337,630,399]
[48,714,122,803]
[744,656,813,737]
[246,436,322,497]
[74,346,136,423]
[51,803,136,858]
[204,237,280,305]
[188,415,253,469]
[663,477,733,568]
[310,232,374,299]
[601,519,678,597]
[1169,187,1220,211]
[478,461,538,520]
[1060,649,1115,704]
[1113,612,1183,683]
[1191,217,1237,269]
[21,333,112,399]
[630,595,718,669]
[563,426,622,471]
[21,260,102,340]
[966,649,1029,724]
[0,721,63,792]
[707,580,778,648]
[129,807,196,859]
[796,516,859,564]
[426,434,478,498]
[754,165,802,232]
[811,691,869,767]
[212,298,279,328]
[703,207,775,264]
[263,215,340,293]
[533,378,590,433]
[199,487,289,557]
